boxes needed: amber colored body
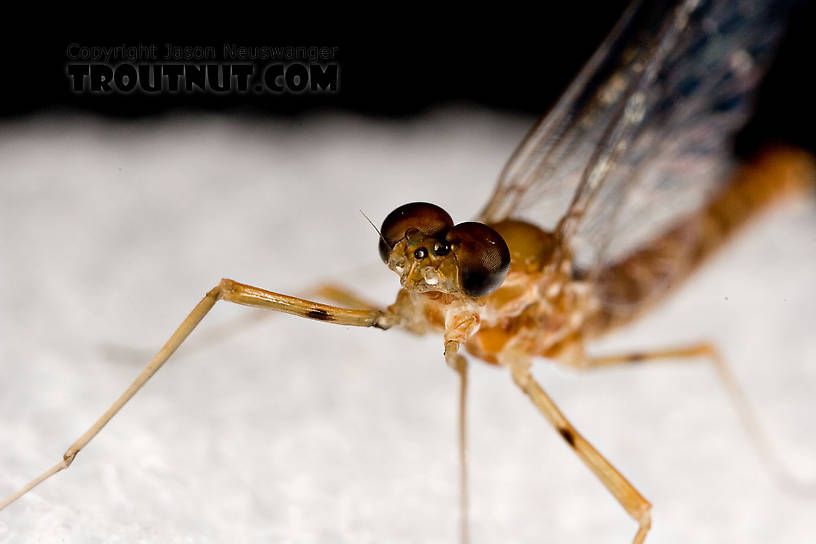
[389,147,815,368]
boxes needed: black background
[2,2,813,156]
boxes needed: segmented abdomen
[586,147,815,336]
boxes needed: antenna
[360,209,389,247]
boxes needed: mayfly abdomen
[587,146,816,336]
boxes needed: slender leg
[508,356,652,544]
[0,278,388,512]
[580,342,816,495]
[103,282,379,364]
[445,341,470,544]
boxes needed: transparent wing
[479,0,793,278]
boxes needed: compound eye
[446,222,510,297]
[378,202,454,263]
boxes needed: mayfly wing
[477,0,644,228]
[564,0,794,282]
[479,0,795,298]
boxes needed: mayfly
[1,0,813,543]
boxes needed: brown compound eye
[446,222,510,297]
[378,202,454,263]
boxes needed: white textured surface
[0,111,814,544]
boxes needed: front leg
[442,310,479,544]
[0,278,390,512]
[103,281,382,365]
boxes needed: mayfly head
[378,202,510,298]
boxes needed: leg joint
[210,278,236,299]
[62,449,78,468]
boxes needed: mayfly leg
[445,341,470,544]
[0,278,388,512]
[505,354,652,544]
[102,281,380,365]
[580,342,816,495]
